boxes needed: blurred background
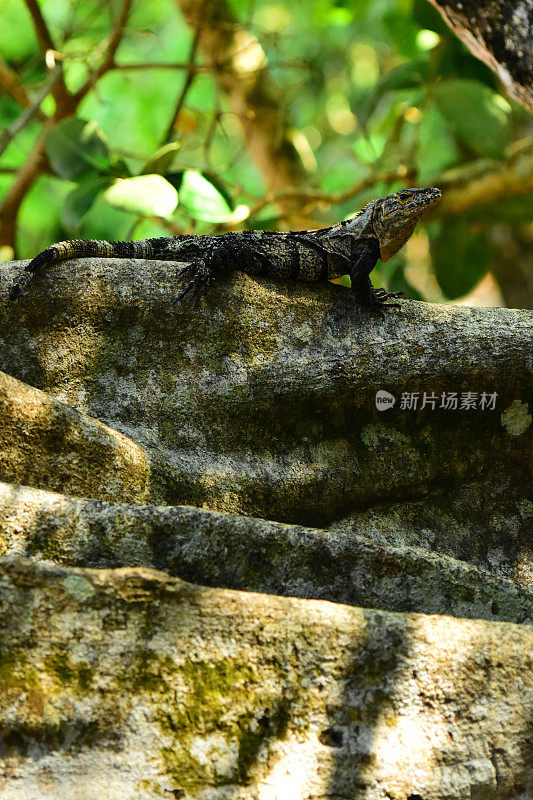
[1,0,532,307]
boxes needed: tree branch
[2,1,132,252]
[23,0,74,114]
[0,122,52,249]
[163,0,210,143]
[174,0,307,215]
[426,0,533,113]
[71,0,132,105]
[0,65,60,158]
[0,58,45,120]
[490,224,533,309]
[430,139,533,219]
[244,141,533,225]
[246,168,416,219]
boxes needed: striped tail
[8,238,157,300]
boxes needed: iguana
[9,186,441,312]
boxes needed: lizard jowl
[9,186,441,313]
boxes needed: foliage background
[1,0,531,306]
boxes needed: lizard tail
[8,238,159,301]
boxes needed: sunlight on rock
[0,371,151,503]
[258,737,321,800]
[501,399,532,437]
[189,733,239,782]
[371,713,444,787]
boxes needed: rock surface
[0,481,531,624]
[0,256,531,798]
[0,558,531,800]
[0,258,530,524]
[0,371,150,503]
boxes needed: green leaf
[374,60,430,95]
[359,60,428,126]
[45,117,111,180]
[381,10,421,59]
[200,174,234,212]
[110,159,132,178]
[336,274,352,288]
[77,193,137,242]
[353,133,386,163]
[62,177,113,232]
[430,219,490,299]
[245,214,284,231]
[15,175,71,259]
[417,103,460,182]
[412,0,451,36]
[0,0,37,61]
[141,142,182,175]
[432,80,511,158]
[178,170,233,222]
[429,36,498,88]
[103,174,178,218]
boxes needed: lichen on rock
[0,256,531,798]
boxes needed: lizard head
[371,187,441,262]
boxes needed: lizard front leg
[349,238,404,314]
[172,240,222,304]
[173,259,216,303]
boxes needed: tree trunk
[426,0,533,112]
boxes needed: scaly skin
[9,187,441,312]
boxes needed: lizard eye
[397,190,413,202]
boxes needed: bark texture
[427,0,533,112]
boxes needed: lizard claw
[370,288,405,313]
[372,288,405,301]
[356,288,405,318]
[173,260,216,305]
